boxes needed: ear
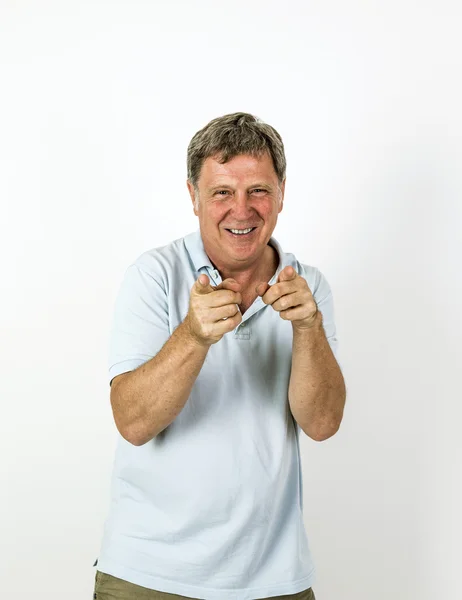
[278,179,286,214]
[186,180,199,216]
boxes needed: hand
[255,266,320,330]
[185,274,243,347]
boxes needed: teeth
[230,228,253,235]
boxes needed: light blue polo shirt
[95,228,341,600]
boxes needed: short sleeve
[300,265,343,375]
[108,264,170,387]
[314,269,343,374]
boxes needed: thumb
[195,274,214,293]
[277,265,297,282]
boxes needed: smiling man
[93,112,346,600]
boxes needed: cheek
[259,200,278,219]
[203,204,226,224]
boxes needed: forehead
[199,152,277,185]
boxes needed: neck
[212,244,279,290]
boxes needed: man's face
[187,152,284,270]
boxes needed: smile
[225,227,257,237]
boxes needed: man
[93,112,346,600]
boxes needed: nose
[231,191,254,219]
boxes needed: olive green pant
[93,570,316,600]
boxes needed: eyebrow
[207,183,275,193]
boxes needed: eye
[216,190,230,196]
[252,189,267,195]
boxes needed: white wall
[1,1,460,598]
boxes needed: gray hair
[187,112,286,209]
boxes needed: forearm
[289,311,346,441]
[112,316,210,445]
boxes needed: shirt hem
[95,557,316,600]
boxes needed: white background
[1,1,461,599]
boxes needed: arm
[111,316,210,446]
[289,310,346,441]
[256,264,346,442]
[108,264,241,447]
